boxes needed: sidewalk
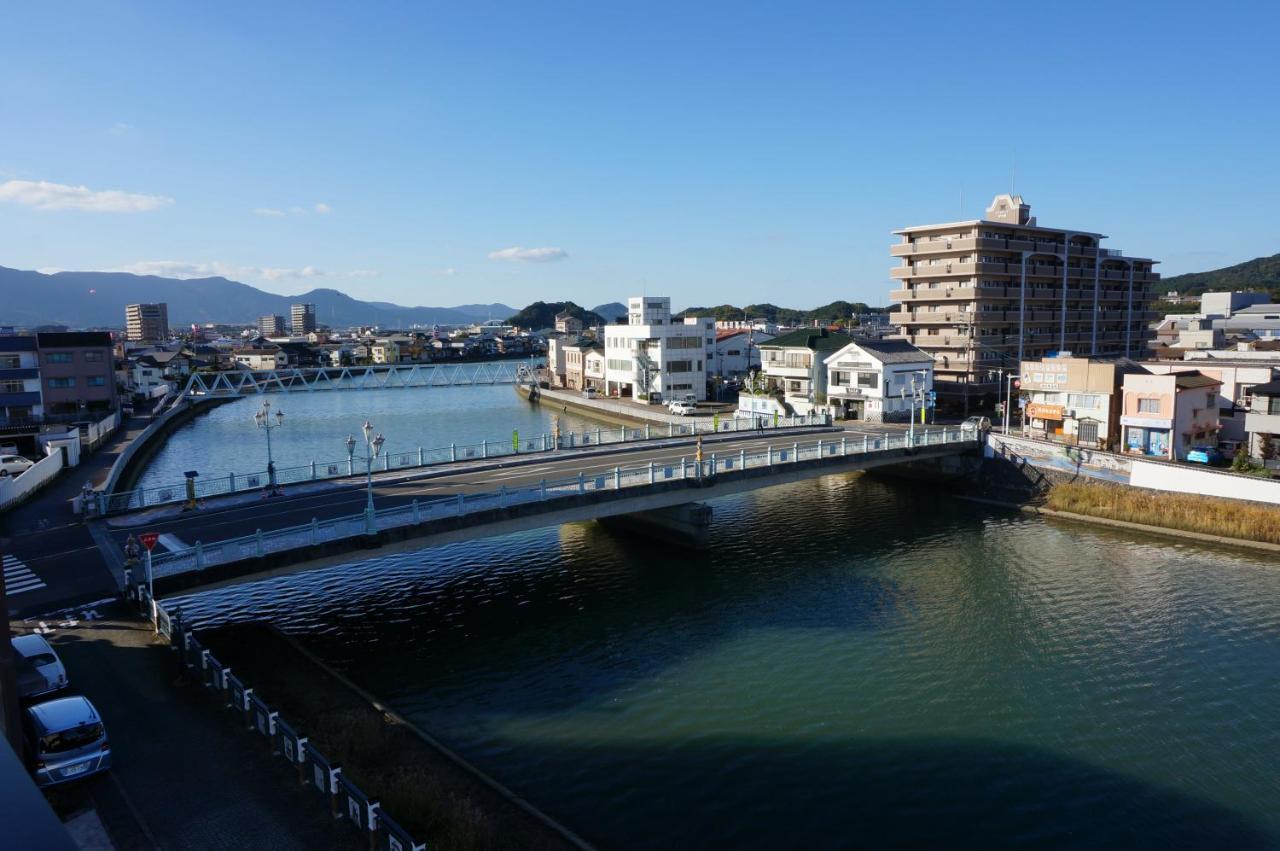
[30,604,362,851]
[1,415,150,537]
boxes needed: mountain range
[0,266,514,329]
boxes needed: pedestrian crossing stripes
[3,554,46,596]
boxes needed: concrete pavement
[18,602,362,850]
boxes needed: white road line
[157,533,188,552]
[2,555,46,596]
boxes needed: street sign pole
[145,549,154,628]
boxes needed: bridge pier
[599,502,713,550]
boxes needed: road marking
[3,554,47,596]
[157,533,188,552]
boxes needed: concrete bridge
[102,427,980,596]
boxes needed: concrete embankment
[198,622,594,851]
[517,384,735,428]
[104,397,236,496]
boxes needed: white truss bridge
[176,361,534,401]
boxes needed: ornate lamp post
[253,400,284,495]
[346,420,385,534]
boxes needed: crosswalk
[3,554,46,597]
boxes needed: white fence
[0,452,65,512]
[150,427,973,578]
[1129,459,1280,506]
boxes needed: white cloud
[314,202,331,214]
[254,207,287,217]
[487,246,568,263]
[107,122,135,137]
[0,179,173,213]
[108,260,375,283]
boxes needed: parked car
[960,416,992,434]
[23,695,111,787]
[582,387,597,399]
[1186,446,1225,465]
[668,401,695,416]
[11,635,68,700]
[0,454,34,476]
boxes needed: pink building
[1120,371,1221,460]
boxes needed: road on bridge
[8,421,919,618]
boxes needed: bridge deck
[112,429,978,594]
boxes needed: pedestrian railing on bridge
[149,426,973,579]
[103,413,825,514]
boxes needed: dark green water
[172,474,1280,849]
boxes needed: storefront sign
[1026,403,1065,421]
[1120,415,1172,429]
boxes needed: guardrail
[146,599,427,851]
[103,414,825,515]
[150,426,973,578]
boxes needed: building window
[666,360,694,373]
[1268,397,1280,416]
[87,376,106,387]
[0,356,20,369]
[83,351,105,362]
[1137,398,1160,413]
[0,380,24,393]
[46,352,73,364]
[831,371,849,387]
[856,372,876,389]
[48,377,75,389]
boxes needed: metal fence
[150,427,972,578]
[103,413,825,514]
[156,601,428,851]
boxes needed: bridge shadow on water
[504,734,1275,850]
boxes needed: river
[154,387,1280,849]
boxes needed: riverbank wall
[103,397,236,498]
[518,384,744,429]
[197,621,593,850]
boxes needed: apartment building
[36,332,119,416]
[0,335,43,423]
[603,297,707,402]
[554,312,583,335]
[125,303,169,343]
[291,303,317,334]
[258,314,285,337]
[890,194,1159,406]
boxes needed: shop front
[1121,415,1173,459]
[1025,402,1064,439]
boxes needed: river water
[156,388,1280,849]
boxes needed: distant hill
[591,302,627,322]
[1162,253,1280,296]
[675,300,887,325]
[506,301,604,330]
[0,266,513,329]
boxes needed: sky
[1,1,1278,312]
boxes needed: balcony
[890,237,979,257]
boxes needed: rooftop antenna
[960,186,964,217]
[1011,151,1016,196]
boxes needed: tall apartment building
[291,303,316,334]
[889,194,1159,405]
[258,314,285,337]
[125,303,169,343]
[603,297,708,401]
[36,332,118,415]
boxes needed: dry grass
[1046,481,1280,544]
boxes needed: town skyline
[3,2,1278,308]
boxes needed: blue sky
[1,1,1277,311]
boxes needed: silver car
[11,634,68,699]
[23,696,112,787]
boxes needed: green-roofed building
[749,327,848,416]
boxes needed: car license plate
[62,762,88,777]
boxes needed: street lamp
[253,400,284,495]
[347,420,385,534]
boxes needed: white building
[823,339,934,422]
[603,297,707,402]
[709,329,773,380]
[750,328,846,416]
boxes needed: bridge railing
[103,413,824,514]
[149,426,973,578]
